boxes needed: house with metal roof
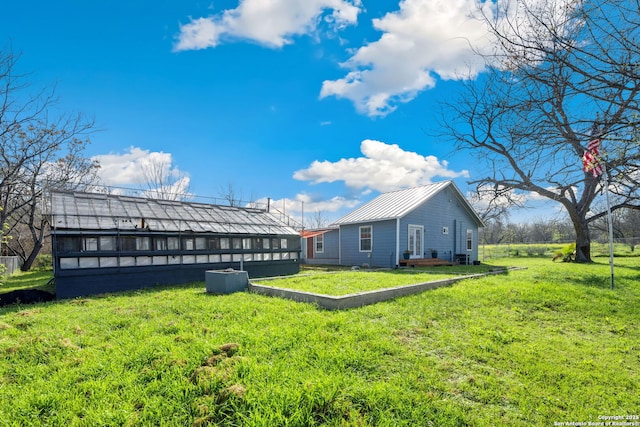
[302,181,484,268]
[48,191,301,298]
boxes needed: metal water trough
[205,269,249,294]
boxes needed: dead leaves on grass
[191,343,246,426]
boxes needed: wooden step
[399,258,454,267]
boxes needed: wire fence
[480,237,639,261]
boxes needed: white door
[408,225,424,258]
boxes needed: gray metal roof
[48,191,299,235]
[332,181,484,226]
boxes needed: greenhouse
[48,191,301,298]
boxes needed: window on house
[79,257,99,268]
[167,237,180,250]
[220,238,230,250]
[152,256,167,265]
[195,237,207,250]
[466,229,473,251]
[315,234,324,253]
[120,237,136,251]
[120,256,135,266]
[183,237,194,250]
[82,237,98,251]
[136,237,150,251]
[120,236,150,251]
[60,257,79,269]
[232,238,242,250]
[100,257,118,267]
[208,237,220,250]
[99,237,116,251]
[57,237,81,253]
[359,226,372,252]
[253,237,263,250]
[154,237,168,251]
[242,238,252,250]
[136,256,151,266]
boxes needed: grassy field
[0,257,638,426]
[480,241,637,260]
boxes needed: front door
[408,225,424,258]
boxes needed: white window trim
[407,224,424,258]
[359,225,373,252]
[466,229,473,251]
[315,234,324,253]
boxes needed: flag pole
[581,119,614,289]
[602,163,615,289]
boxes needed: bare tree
[139,155,190,201]
[468,183,523,223]
[216,182,257,207]
[308,210,330,229]
[442,0,640,262]
[0,47,99,270]
[217,182,242,206]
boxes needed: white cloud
[295,192,361,213]
[256,193,362,228]
[293,139,468,192]
[256,193,360,215]
[320,0,494,116]
[320,0,577,117]
[92,147,190,192]
[174,0,362,51]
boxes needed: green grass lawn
[0,270,54,293]
[0,257,638,426]
[253,266,494,295]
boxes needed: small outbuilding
[301,181,484,268]
[48,191,301,298]
[300,227,340,265]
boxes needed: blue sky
[1,0,558,225]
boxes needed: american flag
[582,123,602,178]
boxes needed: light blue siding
[399,186,479,263]
[311,229,339,261]
[340,220,397,268]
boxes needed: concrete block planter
[205,269,249,294]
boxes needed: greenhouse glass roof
[48,191,299,235]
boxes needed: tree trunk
[573,218,592,263]
[20,241,43,271]
[20,219,46,271]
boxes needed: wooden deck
[399,257,454,267]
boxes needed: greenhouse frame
[48,191,301,298]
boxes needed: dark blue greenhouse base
[54,260,299,299]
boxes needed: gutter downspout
[453,219,457,262]
[396,218,400,266]
[338,226,342,265]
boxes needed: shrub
[526,245,547,256]
[31,254,53,272]
[552,243,576,262]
